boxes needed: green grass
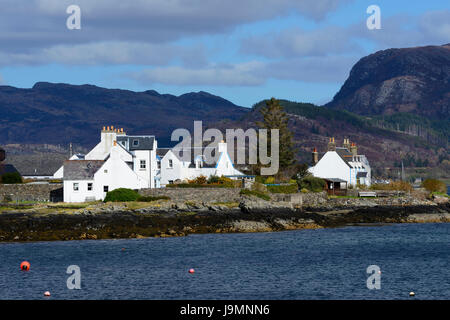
[431,192,449,198]
[266,184,298,194]
[240,189,271,201]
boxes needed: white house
[57,127,244,202]
[159,141,244,187]
[308,138,371,188]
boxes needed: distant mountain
[326,44,450,120]
[0,82,248,147]
[233,99,449,179]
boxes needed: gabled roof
[171,147,218,168]
[335,147,353,167]
[117,135,155,151]
[63,160,105,180]
[156,148,171,158]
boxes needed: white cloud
[241,26,361,58]
[128,62,266,86]
[0,42,208,66]
[0,0,351,52]
[127,55,357,87]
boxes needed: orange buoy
[20,261,30,271]
[189,268,195,274]
[44,291,51,297]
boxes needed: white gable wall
[85,131,117,160]
[63,179,95,203]
[93,155,145,201]
[309,151,351,183]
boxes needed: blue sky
[0,0,449,107]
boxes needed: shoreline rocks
[0,193,448,242]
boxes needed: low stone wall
[139,187,242,203]
[0,183,63,202]
[301,191,328,206]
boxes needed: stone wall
[301,191,328,206]
[139,187,242,203]
[0,183,63,202]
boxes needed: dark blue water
[1,223,450,300]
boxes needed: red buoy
[189,268,195,274]
[20,261,30,271]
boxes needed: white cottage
[308,138,371,188]
[60,127,158,202]
[57,127,244,202]
[159,141,244,187]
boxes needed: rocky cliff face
[326,44,450,120]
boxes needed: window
[87,183,93,191]
[73,183,79,191]
[133,139,139,146]
[104,169,108,173]
[104,186,109,193]
[168,180,174,184]
[140,160,146,169]
[157,161,161,169]
[168,159,173,168]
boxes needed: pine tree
[256,98,296,171]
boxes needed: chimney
[327,137,336,151]
[343,138,350,150]
[218,140,227,153]
[312,147,319,165]
[350,142,358,156]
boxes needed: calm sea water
[0,223,449,300]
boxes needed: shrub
[265,176,275,184]
[217,176,236,187]
[251,181,268,193]
[207,175,220,184]
[267,183,298,194]
[104,188,140,202]
[138,195,170,202]
[187,175,207,185]
[370,181,413,192]
[422,179,447,193]
[240,189,271,201]
[298,176,326,192]
[300,188,309,193]
[1,172,22,184]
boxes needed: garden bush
[298,176,326,192]
[422,179,446,194]
[0,172,22,184]
[267,183,298,194]
[370,181,413,192]
[104,188,140,202]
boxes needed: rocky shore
[0,192,448,242]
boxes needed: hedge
[267,184,298,194]
[0,172,22,184]
[104,188,141,202]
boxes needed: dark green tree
[256,98,296,171]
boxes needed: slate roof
[63,160,105,180]
[117,135,155,151]
[335,147,354,167]
[172,147,218,168]
[156,148,171,158]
